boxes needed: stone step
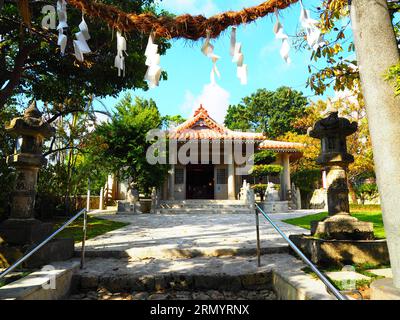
[158,208,253,214]
[160,204,248,209]
[73,255,284,293]
[160,200,246,207]
[78,245,288,260]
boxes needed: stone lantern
[307,108,374,240]
[0,101,73,266]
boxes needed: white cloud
[259,40,281,58]
[180,83,230,123]
[157,0,219,16]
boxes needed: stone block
[240,272,272,290]
[0,238,74,269]
[25,238,75,268]
[259,201,289,214]
[0,219,53,245]
[310,215,374,240]
[370,278,400,300]
[80,275,99,290]
[289,234,390,267]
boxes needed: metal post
[255,208,261,267]
[80,209,87,269]
[86,178,91,212]
[81,178,90,269]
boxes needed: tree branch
[46,108,85,124]
[44,146,85,157]
[0,42,35,109]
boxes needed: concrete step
[159,200,251,213]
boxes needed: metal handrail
[0,208,87,279]
[254,203,348,301]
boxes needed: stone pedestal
[260,201,289,214]
[311,214,374,240]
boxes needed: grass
[283,205,385,239]
[52,215,129,243]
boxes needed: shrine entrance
[186,164,214,199]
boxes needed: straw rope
[67,0,299,40]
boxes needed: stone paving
[79,210,319,259]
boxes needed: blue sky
[96,0,340,123]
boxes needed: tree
[303,0,400,96]
[87,94,168,196]
[0,103,19,220]
[162,115,186,129]
[224,87,308,138]
[0,1,170,109]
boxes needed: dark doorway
[186,165,214,199]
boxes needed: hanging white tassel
[144,33,162,87]
[299,0,325,51]
[202,31,221,85]
[273,11,291,64]
[73,15,91,62]
[56,0,68,55]
[56,0,68,30]
[57,30,67,55]
[78,16,91,41]
[231,27,248,85]
[230,27,237,57]
[114,31,127,77]
[237,64,248,85]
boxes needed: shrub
[251,164,283,178]
[252,184,267,201]
[355,183,379,204]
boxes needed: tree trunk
[350,0,400,288]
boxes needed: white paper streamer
[202,31,221,85]
[73,16,91,62]
[230,27,247,85]
[56,0,68,30]
[299,0,325,51]
[144,33,162,87]
[273,11,291,64]
[230,27,237,57]
[56,0,68,55]
[57,31,67,55]
[114,31,127,77]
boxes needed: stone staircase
[158,199,253,214]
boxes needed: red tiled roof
[167,105,303,152]
[258,140,304,152]
[169,105,265,141]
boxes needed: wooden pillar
[281,153,291,200]
[227,151,236,200]
[168,164,175,200]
